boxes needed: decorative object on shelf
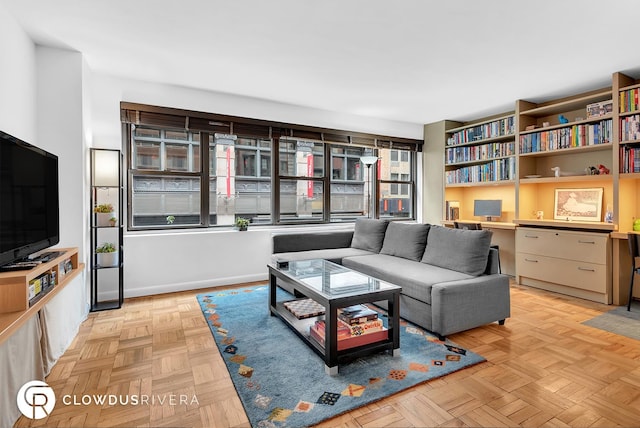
[586,100,613,118]
[95,243,119,267]
[94,203,115,227]
[525,125,536,131]
[235,217,250,231]
[166,215,175,224]
[585,165,609,175]
[109,217,117,227]
[634,218,640,232]
[604,205,613,223]
[558,115,569,124]
[553,188,603,222]
[535,210,544,220]
[542,121,550,127]
[551,166,584,177]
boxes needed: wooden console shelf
[0,247,84,345]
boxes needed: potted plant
[166,215,175,225]
[235,217,250,231]
[109,216,117,227]
[96,242,119,267]
[94,203,115,227]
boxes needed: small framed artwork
[554,188,603,221]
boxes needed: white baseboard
[121,273,269,299]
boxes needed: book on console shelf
[314,318,384,338]
[309,321,388,351]
[338,304,378,325]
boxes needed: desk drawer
[516,227,609,264]
[516,253,608,294]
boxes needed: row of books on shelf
[619,146,640,173]
[28,270,56,305]
[620,87,640,113]
[445,141,515,165]
[445,157,516,184]
[620,114,640,142]
[446,116,515,146]
[519,120,612,154]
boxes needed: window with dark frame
[122,103,421,229]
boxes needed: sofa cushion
[342,254,473,305]
[271,248,374,264]
[350,219,389,253]
[421,225,492,276]
[272,230,353,253]
[380,222,430,261]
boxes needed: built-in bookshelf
[426,71,640,232]
[614,72,640,233]
[444,114,516,186]
[618,82,640,173]
[516,89,614,180]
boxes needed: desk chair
[628,232,639,311]
[453,222,501,273]
[453,221,482,230]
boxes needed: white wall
[88,73,421,297]
[36,47,87,256]
[0,2,36,140]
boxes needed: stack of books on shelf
[619,146,640,173]
[445,200,460,221]
[445,141,515,165]
[620,88,639,113]
[445,157,516,184]
[620,114,640,142]
[447,117,515,145]
[519,120,612,153]
[309,304,387,351]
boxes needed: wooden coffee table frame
[268,261,401,375]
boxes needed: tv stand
[0,248,80,314]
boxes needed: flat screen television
[473,199,502,221]
[0,130,59,267]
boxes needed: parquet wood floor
[15,281,640,428]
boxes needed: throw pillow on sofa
[350,218,389,253]
[380,222,430,261]
[421,225,492,276]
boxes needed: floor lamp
[360,156,378,218]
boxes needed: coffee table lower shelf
[270,301,398,375]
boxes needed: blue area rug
[197,285,485,427]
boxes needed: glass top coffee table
[268,259,401,375]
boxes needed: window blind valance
[121,102,423,151]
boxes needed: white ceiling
[3,0,640,127]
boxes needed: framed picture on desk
[553,188,603,222]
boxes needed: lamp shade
[360,156,378,166]
[91,149,120,187]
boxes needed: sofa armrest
[431,274,510,337]
[272,230,354,254]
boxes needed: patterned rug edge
[197,285,487,427]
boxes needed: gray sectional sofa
[271,219,510,338]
